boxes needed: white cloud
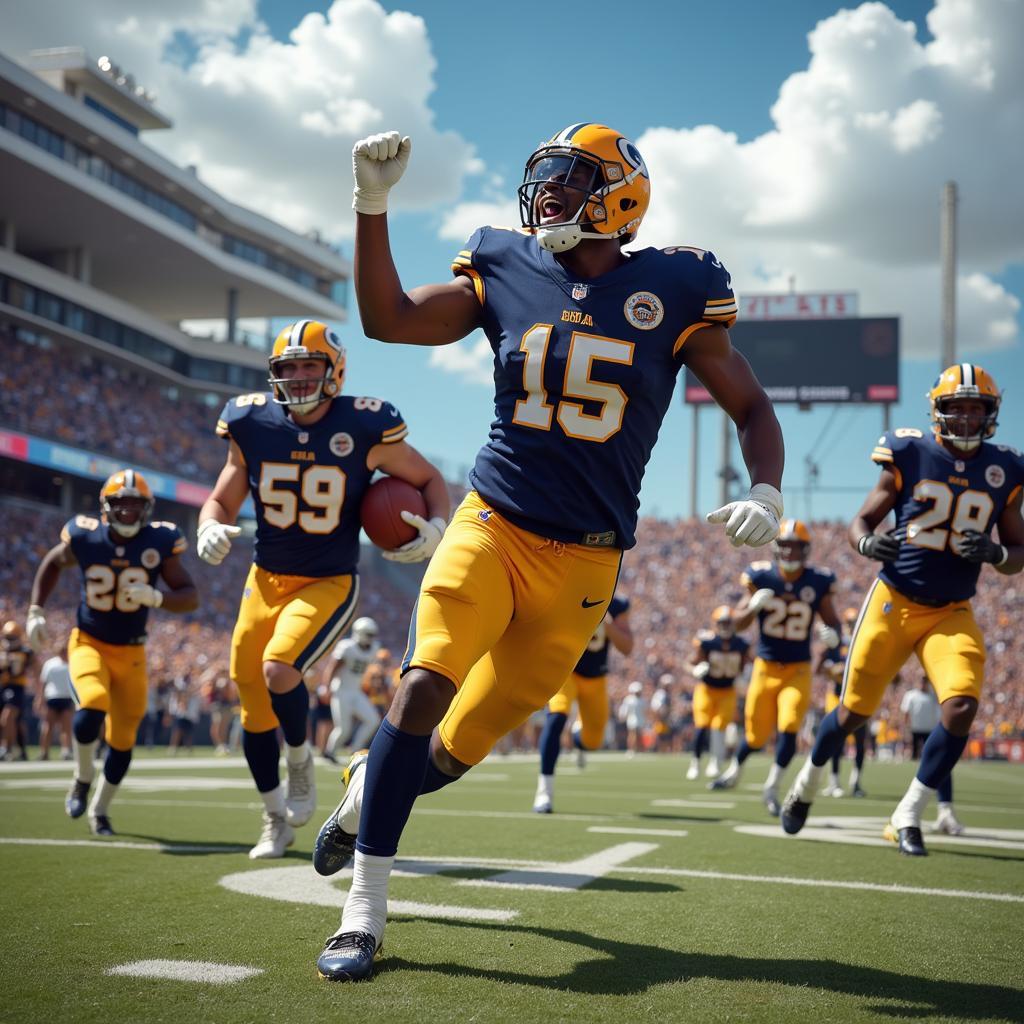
[439,0,1022,356]
[2,0,478,237]
[427,331,494,387]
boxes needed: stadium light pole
[940,181,958,371]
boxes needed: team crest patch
[985,464,1006,488]
[329,432,354,458]
[115,546,125,557]
[141,548,160,570]
[571,283,589,301]
[799,586,817,603]
[624,291,664,330]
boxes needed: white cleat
[821,784,845,798]
[934,810,965,836]
[686,762,700,781]
[532,795,553,814]
[249,810,295,859]
[285,753,317,827]
[705,757,721,779]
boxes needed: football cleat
[532,794,553,814]
[705,757,721,779]
[763,788,781,817]
[685,761,700,781]
[317,930,382,983]
[883,822,928,856]
[250,810,295,860]
[65,779,91,819]
[934,810,965,836]
[285,752,317,827]
[707,774,736,791]
[780,794,812,835]
[89,813,115,836]
[313,750,367,876]
[821,783,844,798]
[851,784,867,799]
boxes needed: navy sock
[103,745,132,785]
[356,719,430,857]
[854,726,866,769]
[736,738,756,765]
[539,712,567,776]
[268,682,309,748]
[831,748,841,772]
[775,731,797,768]
[572,726,586,751]
[810,708,849,767]
[917,725,968,789]
[937,773,953,803]
[243,727,281,793]
[692,727,709,757]
[73,708,105,744]
[418,757,460,795]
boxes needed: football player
[324,616,382,757]
[198,321,448,860]
[709,520,841,815]
[532,594,633,813]
[0,622,35,761]
[313,123,785,982]
[815,607,868,798]
[686,606,751,780]
[25,470,198,834]
[781,365,1024,854]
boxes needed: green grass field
[3,750,1022,1024]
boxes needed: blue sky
[10,0,1021,522]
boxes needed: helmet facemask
[714,617,735,640]
[932,395,998,452]
[102,494,152,539]
[268,352,340,415]
[773,539,808,575]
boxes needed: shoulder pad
[218,392,271,438]
[696,630,714,642]
[749,560,773,572]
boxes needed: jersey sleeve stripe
[452,265,485,305]
[871,449,894,463]
[216,420,230,438]
[672,320,712,357]
[382,421,407,436]
[705,298,737,307]
[380,425,409,444]
[1008,483,1022,506]
[172,538,188,555]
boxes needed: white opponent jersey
[330,637,380,691]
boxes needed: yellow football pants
[744,658,812,748]
[549,672,610,750]
[693,683,737,731]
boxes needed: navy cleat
[851,784,867,799]
[780,794,812,835]
[317,931,382,982]
[884,823,927,856]
[65,779,91,819]
[89,813,115,836]
[312,750,367,876]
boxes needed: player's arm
[686,638,710,681]
[849,466,901,559]
[685,325,785,546]
[156,556,200,613]
[605,608,634,656]
[734,577,772,631]
[815,592,841,648]
[957,486,1024,575]
[26,540,76,652]
[197,441,249,565]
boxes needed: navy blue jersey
[694,632,750,689]
[871,430,1024,603]
[453,228,736,549]
[574,595,630,677]
[0,641,33,687]
[821,637,850,697]
[61,515,186,645]
[216,393,407,577]
[742,561,835,663]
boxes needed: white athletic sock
[285,742,309,766]
[937,800,953,815]
[260,785,287,816]
[828,772,841,789]
[721,757,741,781]
[536,774,554,799]
[339,850,393,942]
[90,776,118,815]
[850,767,861,788]
[710,731,726,761]
[791,759,823,801]
[764,763,784,792]
[340,764,366,834]
[891,778,935,829]
[74,739,97,785]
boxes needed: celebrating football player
[532,593,633,814]
[709,520,841,816]
[781,364,1024,854]
[26,470,198,835]
[198,321,448,859]
[686,606,751,780]
[312,123,785,982]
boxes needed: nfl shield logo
[572,283,589,301]
[298,432,309,444]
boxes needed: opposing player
[198,320,448,859]
[815,607,868,797]
[313,123,785,981]
[710,520,841,815]
[781,365,1023,854]
[0,622,34,760]
[686,606,751,780]
[25,470,198,834]
[325,616,382,757]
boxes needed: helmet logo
[624,291,664,330]
[323,329,343,351]
[985,465,1006,488]
[617,138,649,178]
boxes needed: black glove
[956,530,1007,565]
[857,532,901,561]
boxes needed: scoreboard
[684,317,899,404]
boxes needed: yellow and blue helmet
[773,519,810,572]
[712,604,735,638]
[928,363,1000,451]
[100,468,154,538]
[518,123,651,253]
[268,320,346,414]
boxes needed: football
[359,476,426,551]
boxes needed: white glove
[121,583,163,609]
[748,588,775,613]
[817,624,840,649]
[381,512,446,564]
[197,520,242,566]
[692,661,710,680]
[352,131,412,215]
[706,483,783,548]
[26,604,47,652]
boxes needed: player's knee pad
[73,708,105,744]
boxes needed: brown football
[359,476,426,551]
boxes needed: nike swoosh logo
[581,598,604,609]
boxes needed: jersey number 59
[259,463,347,534]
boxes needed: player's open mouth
[539,196,565,221]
